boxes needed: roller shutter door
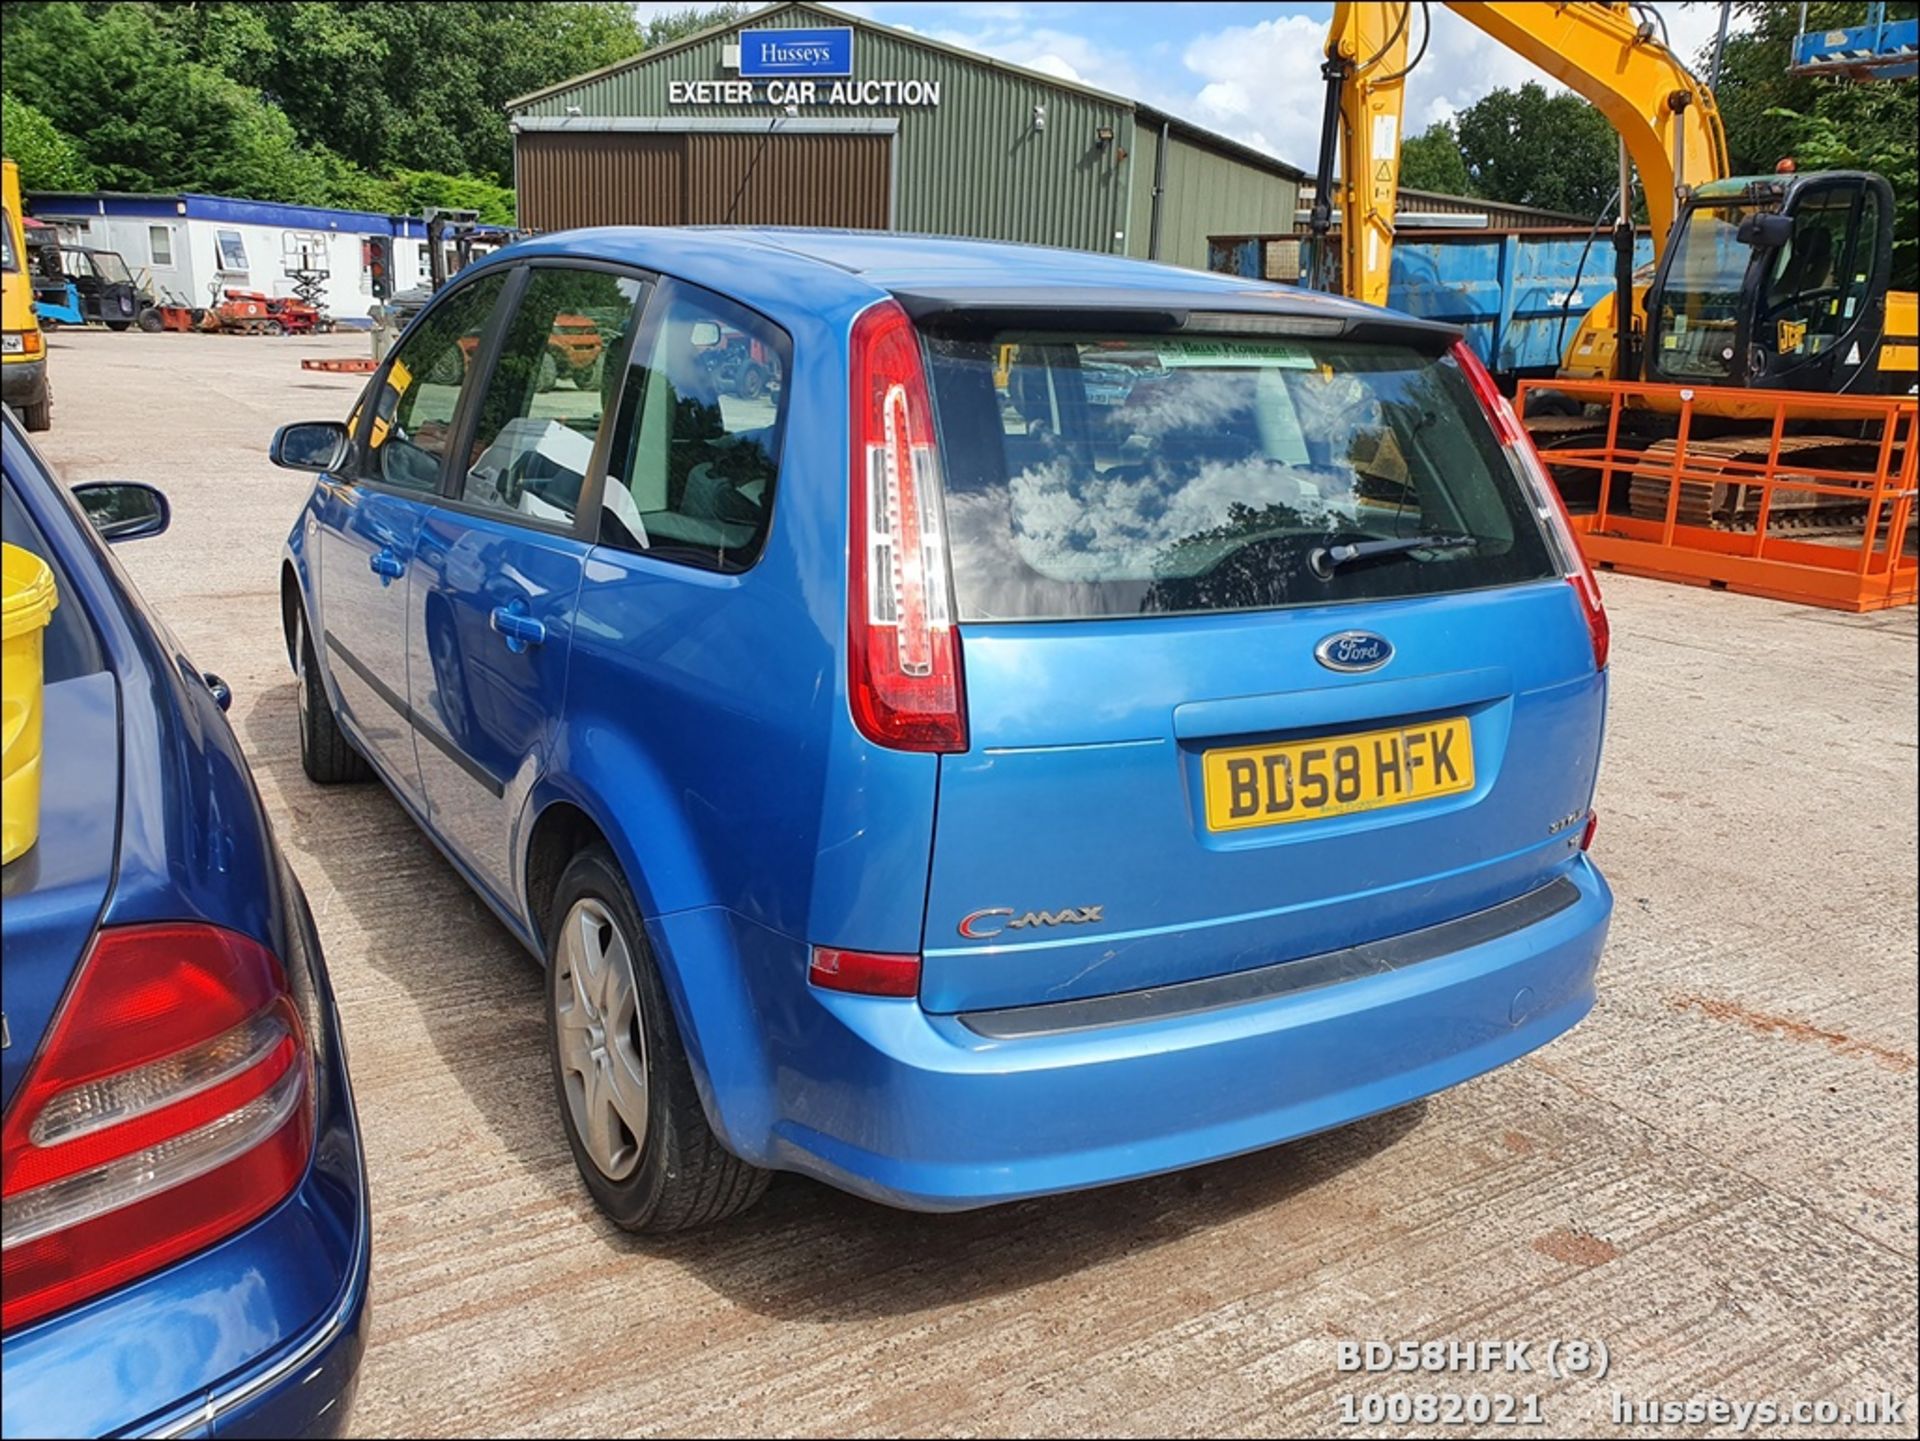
[517,131,891,231]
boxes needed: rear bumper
[2,355,48,408]
[679,859,1610,1211]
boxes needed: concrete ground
[22,327,1918,1438]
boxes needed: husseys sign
[739,27,852,77]
[668,27,945,108]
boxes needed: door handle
[490,602,547,654]
[369,548,405,584]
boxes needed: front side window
[599,279,790,571]
[1764,190,1859,355]
[361,273,505,492]
[1655,204,1755,380]
[922,330,1556,620]
[457,268,646,526]
[148,225,173,267]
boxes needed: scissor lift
[1790,2,1918,79]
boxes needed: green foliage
[378,170,517,228]
[1713,0,1918,290]
[642,4,749,49]
[1399,122,1469,196]
[1450,82,1618,218]
[1,90,95,190]
[0,0,741,224]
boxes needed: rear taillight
[1,925,313,1332]
[1453,341,1610,672]
[809,946,922,998]
[1580,809,1598,851]
[847,299,966,752]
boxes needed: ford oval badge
[1315,631,1394,673]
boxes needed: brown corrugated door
[517,133,686,231]
[685,132,891,227]
[517,130,891,232]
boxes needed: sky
[633,1,1745,172]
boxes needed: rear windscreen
[921,330,1557,621]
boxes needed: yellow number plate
[1202,716,1474,832]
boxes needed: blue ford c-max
[274,228,1611,1227]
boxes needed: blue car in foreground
[272,228,1612,1228]
[2,410,368,1437]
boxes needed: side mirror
[72,481,170,542]
[270,420,351,473]
[688,320,723,347]
[1737,212,1795,248]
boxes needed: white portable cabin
[22,192,435,321]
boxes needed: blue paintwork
[1791,7,1917,77]
[32,280,86,328]
[1218,231,1659,377]
[408,505,590,901]
[285,227,1610,1213]
[1,416,368,1438]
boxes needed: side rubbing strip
[958,876,1583,1040]
[324,631,505,798]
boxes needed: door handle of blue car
[369,548,405,583]
[490,603,546,654]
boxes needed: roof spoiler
[891,286,1464,353]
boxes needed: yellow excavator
[1312,1,1917,400]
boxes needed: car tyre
[136,309,165,333]
[21,389,53,432]
[295,609,371,784]
[546,845,769,1232]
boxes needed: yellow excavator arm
[1323,1,1730,308]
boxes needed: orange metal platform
[1518,378,1917,613]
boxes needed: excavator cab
[1644,171,1896,395]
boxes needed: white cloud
[1178,14,1333,162]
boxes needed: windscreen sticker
[1152,339,1316,369]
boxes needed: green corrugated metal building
[506,0,1301,271]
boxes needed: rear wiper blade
[1308,533,1480,580]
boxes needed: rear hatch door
[916,315,1604,1015]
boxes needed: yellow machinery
[3,157,53,430]
[1313,1,1916,396]
[1309,2,1917,610]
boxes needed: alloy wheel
[553,897,650,1180]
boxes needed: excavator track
[1624,433,1896,529]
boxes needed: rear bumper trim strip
[957,875,1583,1040]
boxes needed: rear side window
[457,267,646,526]
[599,278,790,572]
[922,331,1557,621]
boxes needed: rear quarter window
[922,329,1557,621]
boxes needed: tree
[642,3,749,49]
[1,91,96,190]
[1400,121,1470,195]
[1450,83,1618,218]
[0,0,746,223]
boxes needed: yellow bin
[3,541,59,864]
